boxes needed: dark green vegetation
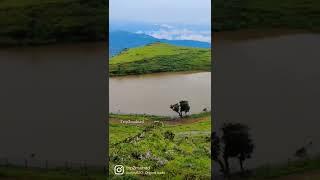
[239,156,320,179]
[109,43,211,76]
[109,112,211,179]
[254,157,320,179]
[213,0,320,31]
[213,123,254,177]
[0,0,107,46]
[170,100,190,118]
[0,166,105,180]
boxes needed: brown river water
[0,43,107,167]
[214,32,320,172]
[109,72,211,116]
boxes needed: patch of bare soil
[109,116,208,126]
[164,117,208,125]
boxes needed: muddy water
[214,33,320,171]
[0,43,107,167]
[109,72,211,116]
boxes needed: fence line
[0,157,106,176]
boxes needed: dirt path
[164,117,208,125]
[109,116,208,126]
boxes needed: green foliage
[164,131,175,141]
[0,0,107,45]
[109,113,212,179]
[221,123,254,174]
[109,43,211,76]
[253,156,320,179]
[213,0,320,31]
[170,100,191,118]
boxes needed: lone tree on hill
[170,100,190,118]
[213,123,254,176]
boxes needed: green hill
[0,0,107,45]
[109,43,211,76]
[109,112,211,179]
[214,0,320,31]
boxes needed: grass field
[213,0,320,31]
[109,112,211,179]
[0,0,107,45]
[250,156,320,179]
[223,156,320,179]
[109,43,211,76]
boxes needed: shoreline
[0,38,107,49]
[109,70,211,78]
[214,28,319,42]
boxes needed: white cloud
[143,28,211,43]
[159,24,174,29]
[135,30,144,34]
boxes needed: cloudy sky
[110,0,211,42]
[110,0,211,25]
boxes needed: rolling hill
[109,31,211,56]
[213,0,320,31]
[0,0,107,45]
[109,42,211,76]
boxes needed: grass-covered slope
[214,0,320,31]
[109,43,211,76]
[0,0,107,45]
[109,112,211,179]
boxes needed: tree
[222,123,254,174]
[213,123,254,176]
[212,132,225,173]
[170,100,190,118]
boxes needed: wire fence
[0,157,107,176]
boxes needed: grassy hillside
[109,112,211,179]
[109,43,211,76]
[213,0,320,31]
[0,0,107,45]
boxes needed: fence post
[45,160,48,170]
[65,161,68,171]
[24,159,28,168]
[5,158,9,167]
[84,161,88,176]
[104,165,107,176]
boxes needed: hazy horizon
[110,0,211,42]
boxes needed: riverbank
[226,156,320,179]
[0,0,107,46]
[0,166,105,180]
[109,43,211,77]
[109,112,211,179]
[213,0,320,32]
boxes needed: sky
[110,0,211,43]
[110,0,211,25]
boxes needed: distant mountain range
[109,31,211,56]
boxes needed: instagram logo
[114,165,124,175]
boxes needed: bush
[164,131,175,141]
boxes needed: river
[214,32,320,172]
[109,72,211,116]
[0,43,107,167]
